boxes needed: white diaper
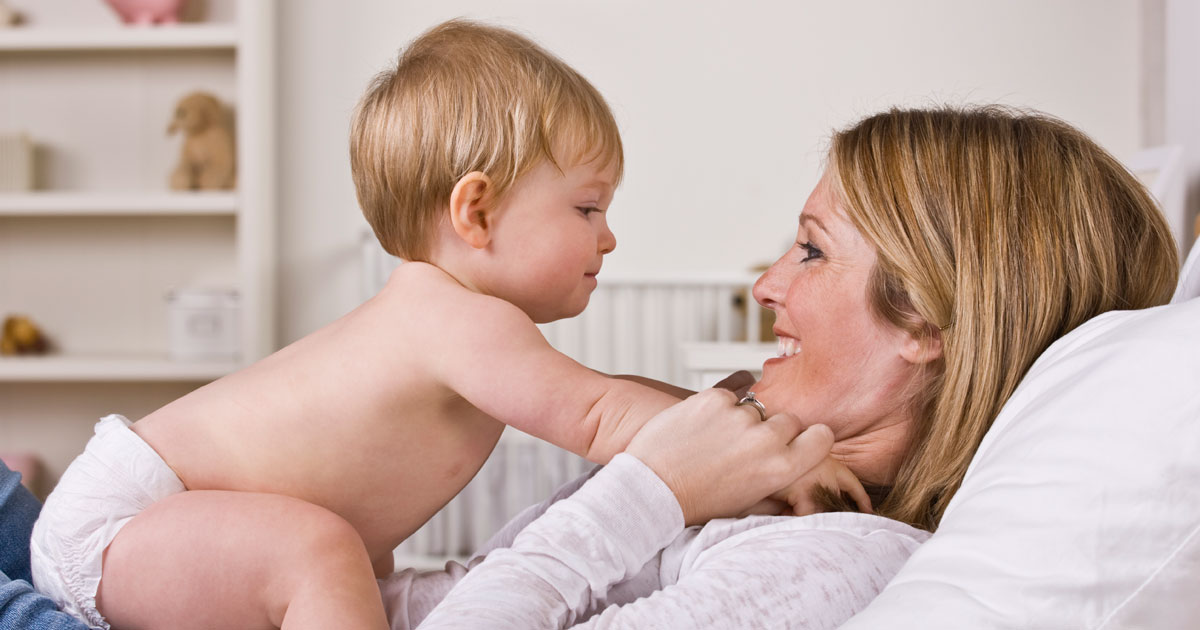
[30,414,185,630]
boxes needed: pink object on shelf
[0,451,42,493]
[102,0,186,25]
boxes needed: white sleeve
[471,464,602,558]
[379,465,603,630]
[416,453,685,629]
[572,518,924,629]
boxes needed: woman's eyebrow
[799,214,829,235]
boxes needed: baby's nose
[599,224,616,255]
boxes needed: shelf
[0,355,238,382]
[682,342,778,370]
[0,25,237,52]
[0,192,237,216]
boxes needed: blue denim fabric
[0,462,89,630]
[0,575,90,630]
[0,462,40,585]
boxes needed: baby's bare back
[133,266,505,564]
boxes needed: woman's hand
[774,455,872,515]
[625,388,834,526]
[735,456,872,517]
[708,371,873,517]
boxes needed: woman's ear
[899,325,944,365]
[448,172,496,249]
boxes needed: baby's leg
[96,490,387,630]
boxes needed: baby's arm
[609,368,757,400]
[431,295,682,463]
[608,374,695,399]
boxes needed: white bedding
[841,238,1200,629]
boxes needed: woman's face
[751,172,922,484]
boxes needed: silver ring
[736,391,767,422]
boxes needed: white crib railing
[361,236,765,561]
[536,275,763,385]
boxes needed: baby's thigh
[97,490,374,630]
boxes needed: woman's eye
[798,241,823,262]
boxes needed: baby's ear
[448,172,496,249]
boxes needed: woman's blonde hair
[828,106,1179,531]
[350,19,624,261]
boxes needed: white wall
[277,0,1144,344]
[1165,0,1200,252]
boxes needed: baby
[30,19,849,630]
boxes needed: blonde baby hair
[828,106,1179,531]
[350,18,624,261]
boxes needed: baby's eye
[576,206,600,216]
[798,241,823,262]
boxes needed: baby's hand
[772,455,872,516]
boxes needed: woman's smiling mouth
[776,335,801,358]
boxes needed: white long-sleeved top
[380,454,929,629]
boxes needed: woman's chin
[754,356,805,412]
[750,371,779,406]
[757,353,798,385]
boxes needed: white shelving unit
[0,24,238,51]
[0,191,238,216]
[0,355,237,382]
[0,0,276,383]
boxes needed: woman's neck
[830,418,913,487]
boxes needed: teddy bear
[103,0,185,25]
[168,91,236,191]
[0,315,49,356]
[0,1,22,27]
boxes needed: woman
[382,106,1180,629]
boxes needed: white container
[167,288,239,361]
[0,133,34,192]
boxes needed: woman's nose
[752,259,787,310]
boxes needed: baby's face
[482,158,618,323]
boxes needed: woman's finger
[762,411,806,442]
[786,424,834,473]
[837,465,873,514]
[705,386,740,407]
[626,389,837,525]
[737,498,789,517]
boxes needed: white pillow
[1174,236,1200,303]
[840,293,1200,629]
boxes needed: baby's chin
[528,301,587,324]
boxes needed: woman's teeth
[776,337,801,358]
